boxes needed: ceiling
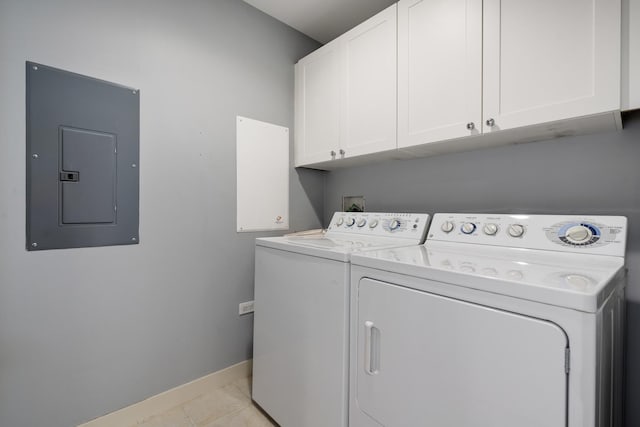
[243,0,397,44]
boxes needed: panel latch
[59,171,79,182]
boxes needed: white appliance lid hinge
[565,347,570,374]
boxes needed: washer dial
[461,222,477,235]
[441,221,455,233]
[508,224,525,238]
[346,217,355,227]
[483,223,498,236]
[389,219,401,231]
[336,217,344,226]
[356,218,367,228]
[369,219,379,229]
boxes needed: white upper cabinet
[398,0,621,151]
[296,0,623,168]
[483,0,621,132]
[295,4,397,168]
[622,0,640,111]
[397,0,482,149]
[294,43,341,166]
[341,5,397,158]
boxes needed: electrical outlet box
[239,300,255,315]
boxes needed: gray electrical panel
[26,62,140,250]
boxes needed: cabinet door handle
[486,118,495,127]
[466,122,475,130]
[364,321,380,375]
[339,149,345,156]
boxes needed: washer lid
[350,242,625,312]
[256,234,423,262]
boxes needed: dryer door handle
[364,321,380,375]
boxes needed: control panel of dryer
[428,214,627,256]
[327,212,430,241]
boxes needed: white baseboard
[78,359,252,427]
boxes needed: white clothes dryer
[252,212,430,427]
[349,213,627,427]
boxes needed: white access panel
[355,278,568,427]
[482,0,620,132]
[397,0,482,148]
[236,116,289,232]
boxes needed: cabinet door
[397,0,482,149]
[354,278,568,427]
[483,0,621,132]
[341,4,397,157]
[622,0,640,111]
[294,43,341,167]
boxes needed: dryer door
[355,278,568,427]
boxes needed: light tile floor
[130,376,278,427]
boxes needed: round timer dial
[558,223,600,246]
[461,222,477,235]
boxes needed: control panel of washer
[327,212,430,241]
[428,213,627,256]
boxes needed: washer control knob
[389,219,401,231]
[356,218,367,228]
[336,217,344,226]
[565,225,592,243]
[461,222,477,235]
[508,224,525,238]
[483,223,499,235]
[346,217,356,227]
[441,221,455,233]
[369,219,379,229]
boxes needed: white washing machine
[252,212,430,427]
[349,213,627,427]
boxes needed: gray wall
[324,110,640,427]
[0,1,322,426]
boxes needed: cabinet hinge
[565,347,570,374]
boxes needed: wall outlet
[239,300,254,315]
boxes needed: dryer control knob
[461,222,477,235]
[508,224,525,238]
[565,225,592,243]
[441,221,455,233]
[356,218,367,228]
[369,219,379,228]
[483,223,499,235]
[389,219,401,231]
[346,217,356,227]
